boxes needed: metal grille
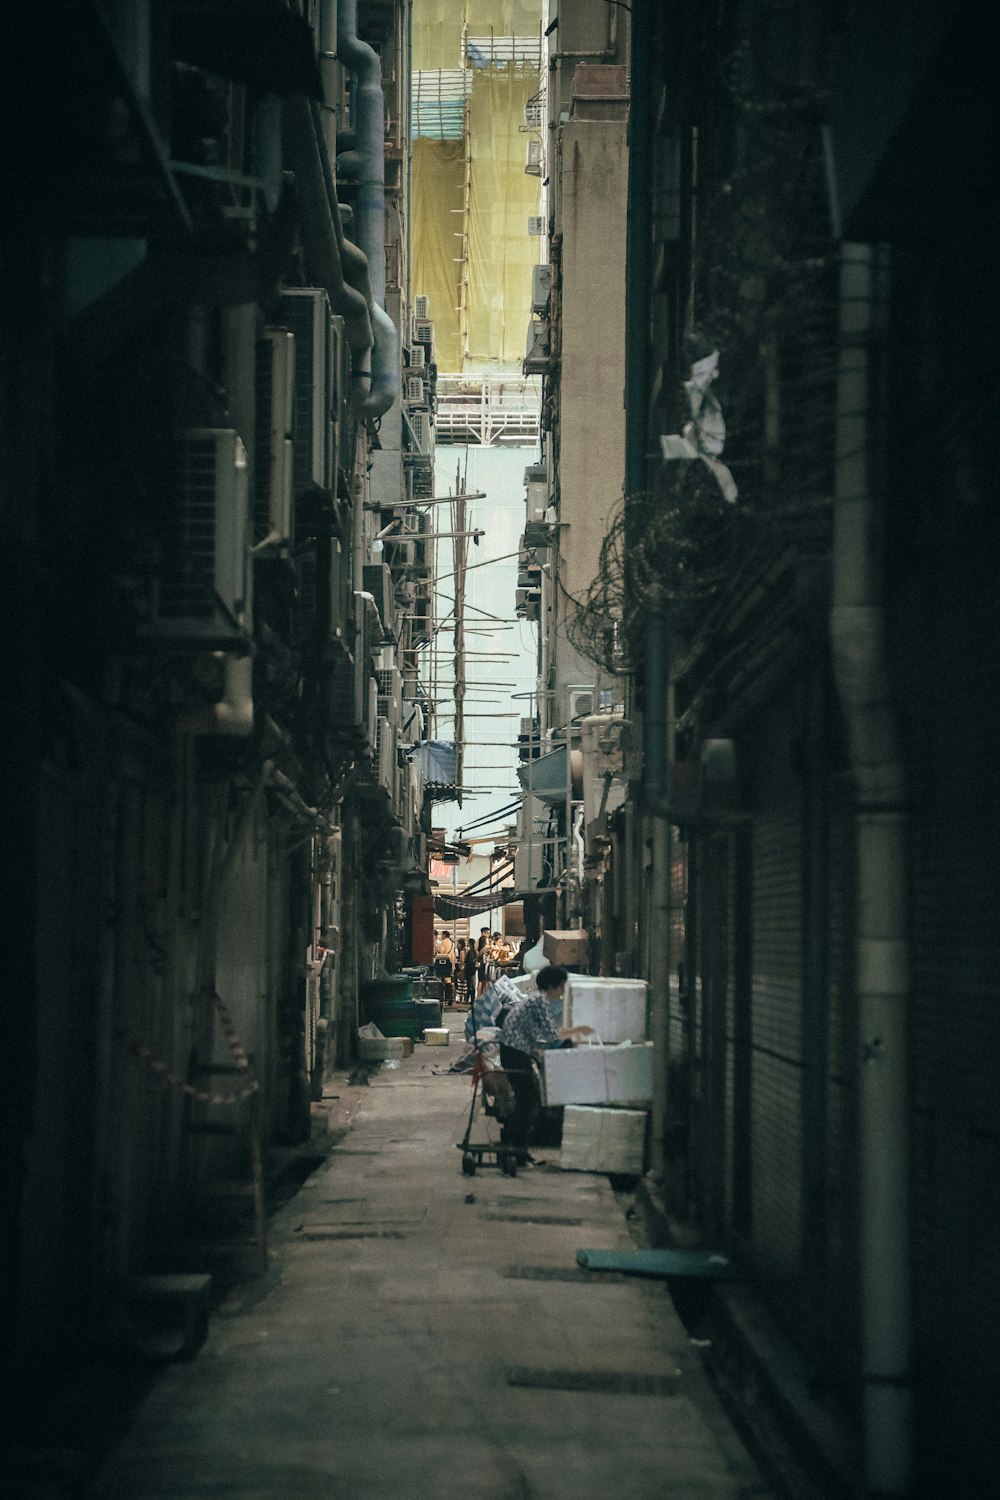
[161,436,217,618]
[747,724,804,1340]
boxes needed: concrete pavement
[85,1012,771,1499]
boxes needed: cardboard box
[542,928,589,966]
[566,977,648,1044]
[423,1027,450,1046]
[542,1041,653,1106]
[560,1106,648,1174]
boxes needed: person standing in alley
[476,927,491,997]
[464,938,479,1006]
[454,938,468,1002]
[497,964,594,1165]
[433,929,455,1006]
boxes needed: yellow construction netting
[412,138,465,372]
[412,1,541,71]
[412,1,542,372]
[466,65,539,370]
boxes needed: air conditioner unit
[413,318,434,348]
[406,453,433,499]
[377,716,396,789]
[525,138,542,176]
[388,536,416,569]
[329,536,348,642]
[354,591,379,726]
[523,318,549,375]
[405,376,426,406]
[254,329,295,543]
[515,586,541,622]
[407,343,426,369]
[531,264,553,315]
[376,666,403,720]
[278,288,334,496]
[145,428,250,648]
[414,294,430,321]
[362,561,394,638]
[409,408,432,455]
[526,480,548,522]
[568,686,596,721]
[527,215,545,237]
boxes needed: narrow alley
[84,1017,768,1500]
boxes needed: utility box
[543,929,589,966]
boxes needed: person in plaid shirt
[498,964,594,1164]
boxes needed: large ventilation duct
[336,0,399,417]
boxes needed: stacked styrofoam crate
[565,976,648,1043]
[560,1105,647,1174]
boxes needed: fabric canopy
[434,886,520,918]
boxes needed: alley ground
[83,1010,771,1499]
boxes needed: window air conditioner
[145,428,250,648]
[405,376,426,406]
[407,343,426,369]
[414,294,430,321]
[527,215,545,237]
[525,138,542,175]
[413,318,434,348]
[278,288,334,497]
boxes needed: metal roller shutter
[746,706,804,1338]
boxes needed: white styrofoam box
[542,1041,654,1106]
[603,1042,653,1103]
[542,1044,607,1105]
[560,1106,648,1174]
[506,973,536,996]
[566,977,648,1044]
[358,1035,406,1061]
[424,1028,450,1046]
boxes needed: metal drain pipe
[337,0,399,418]
[830,243,913,1496]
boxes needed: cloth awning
[434,887,520,919]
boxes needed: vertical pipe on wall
[625,0,669,1177]
[830,243,912,1496]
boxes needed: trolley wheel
[501,1153,518,1177]
[461,1153,477,1177]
